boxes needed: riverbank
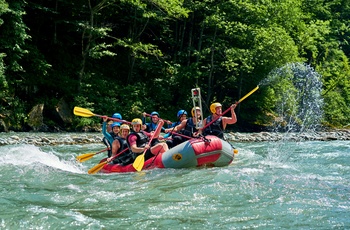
[1,130,350,146]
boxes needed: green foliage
[0,53,6,90]
[89,43,117,59]
[323,91,350,127]
[269,78,299,118]
[0,0,30,74]
[72,95,98,129]
[1,0,350,131]
[0,0,8,17]
[319,48,350,127]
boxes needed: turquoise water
[0,135,349,229]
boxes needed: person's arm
[142,123,150,132]
[128,135,148,153]
[161,126,166,132]
[163,121,177,137]
[107,140,120,162]
[111,140,120,155]
[198,118,207,135]
[142,112,147,124]
[168,119,186,133]
[166,121,174,128]
[153,120,164,138]
[222,104,237,129]
[102,117,114,144]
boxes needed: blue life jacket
[145,122,166,133]
[163,120,182,138]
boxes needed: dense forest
[0,0,349,132]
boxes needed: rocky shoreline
[0,130,350,146]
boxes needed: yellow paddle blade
[88,161,108,174]
[76,153,95,162]
[73,106,95,117]
[238,86,259,103]
[132,153,145,172]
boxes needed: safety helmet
[150,111,159,117]
[131,118,142,125]
[111,122,121,129]
[191,107,201,117]
[177,110,188,118]
[112,113,122,120]
[210,102,222,114]
[120,124,130,130]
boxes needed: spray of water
[0,145,84,174]
[261,62,324,133]
[259,63,324,165]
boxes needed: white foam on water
[0,144,85,174]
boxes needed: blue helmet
[111,122,121,129]
[112,113,122,120]
[150,111,159,117]
[177,110,187,118]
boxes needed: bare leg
[151,143,168,155]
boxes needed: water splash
[262,62,323,133]
[0,144,84,174]
[258,63,324,167]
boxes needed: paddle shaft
[145,113,172,124]
[144,113,188,169]
[101,116,132,124]
[87,148,129,174]
[135,132,155,162]
[95,147,110,155]
[170,132,192,139]
[146,112,187,169]
[105,147,129,162]
[73,107,131,124]
[132,120,163,171]
[201,86,259,131]
[76,147,110,162]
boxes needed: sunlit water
[0,134,349,229]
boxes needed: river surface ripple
[0,133,349,229]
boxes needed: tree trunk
[206,25,217,106]
[195,21,205,86]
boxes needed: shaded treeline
[0,0,349,131]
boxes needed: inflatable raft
[100,135,236,173]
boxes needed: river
[0,133,349,229]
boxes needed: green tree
[0,0,33,129]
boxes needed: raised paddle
[132,120,163,171]
[237,85,259,104]
[201,86,259,131]
[87,148,129,174]
[76,148,109,163]
[73,107,131,124]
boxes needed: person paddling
[102,114,122,157]
[142,111,167,133]
[106,124,133,165]
[128,118,168,162]
[164,107,202,145]
[164,110,188,148]
[201,102,237,139]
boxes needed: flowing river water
[0,133,349,229]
